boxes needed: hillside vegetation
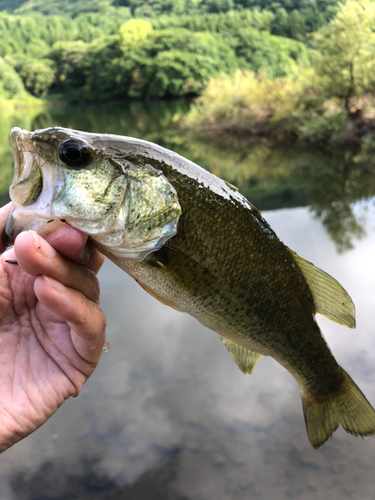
[1,0,374,146]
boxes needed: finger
[0,203,11,254]
[44,225,105,274]
[34,275,107,365]
[14,231,100,304]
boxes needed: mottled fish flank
[4,126,375,449]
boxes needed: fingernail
[31,231,56,258]
[42,275,67,292]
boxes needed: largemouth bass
[4,126,375,449]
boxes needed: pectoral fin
[288,248,355,328]
[220,337,263,375]
[136,281,183,312]
[147,245,218,296]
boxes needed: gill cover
[4,127,182,261]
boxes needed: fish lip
[9,127,34,183]
[5,128,47,244]
[10,127,23,179]
[5,128,31,245]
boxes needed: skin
[0,203,106,453]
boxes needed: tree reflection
[180,134,375,253]
[292,147,375,252]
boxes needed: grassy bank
[184,69,375,146]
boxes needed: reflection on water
[11,456,186,500]
[0,205,374,500]
[0,101,374,252]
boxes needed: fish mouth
[3,128,33,246]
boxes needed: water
[0,102,374,499]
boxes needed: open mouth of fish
[3,128,61,245]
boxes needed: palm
[0,265,87,428]
[0,214,106,452]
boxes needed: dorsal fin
[288,248,355,328]
[220,337,263,375]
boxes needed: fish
[3,126,375,449]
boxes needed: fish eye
[58,139,91,168]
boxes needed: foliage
[0,0,340,18]
[82,28,237,100]
[312,0,375,111]
[0,0,129,16]
[135,29,237,97]
[83,37,127,100]
[118,18,153,53]
[231,28,308,77]
[0,8,317,102]
[0,12,132,57]
[1,0,375,150]
[151,9,275,34]
[184,68,350,143]
[17,59,55,97]
[0,2,345,104]
[0,57,24,98]
[48,40,90,96]
[0,1,340,44]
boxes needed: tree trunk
[345,61,355,114]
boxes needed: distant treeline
[0,0,344,103]
[0,9,314,102]
[0,0,339,21]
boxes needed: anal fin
[288,248,355,328]
[220,337,262,375]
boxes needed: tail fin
[301,367,375,449]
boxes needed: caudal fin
[301,367,375,449]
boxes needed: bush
[184,68,347,143]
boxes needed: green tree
[131,29,237,98]
[17,59,55,97]
[48,40,90,97]
[118,18,153,53]
[0,57,24,98]
[313,0,375,112]
[84,36,129,100]
[232,27,308,77]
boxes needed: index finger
[44,224,105,275]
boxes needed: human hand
[0,203,106,453]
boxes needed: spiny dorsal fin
[220,337,263,375]
[288,248,355,329]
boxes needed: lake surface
[0,101,374,499]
